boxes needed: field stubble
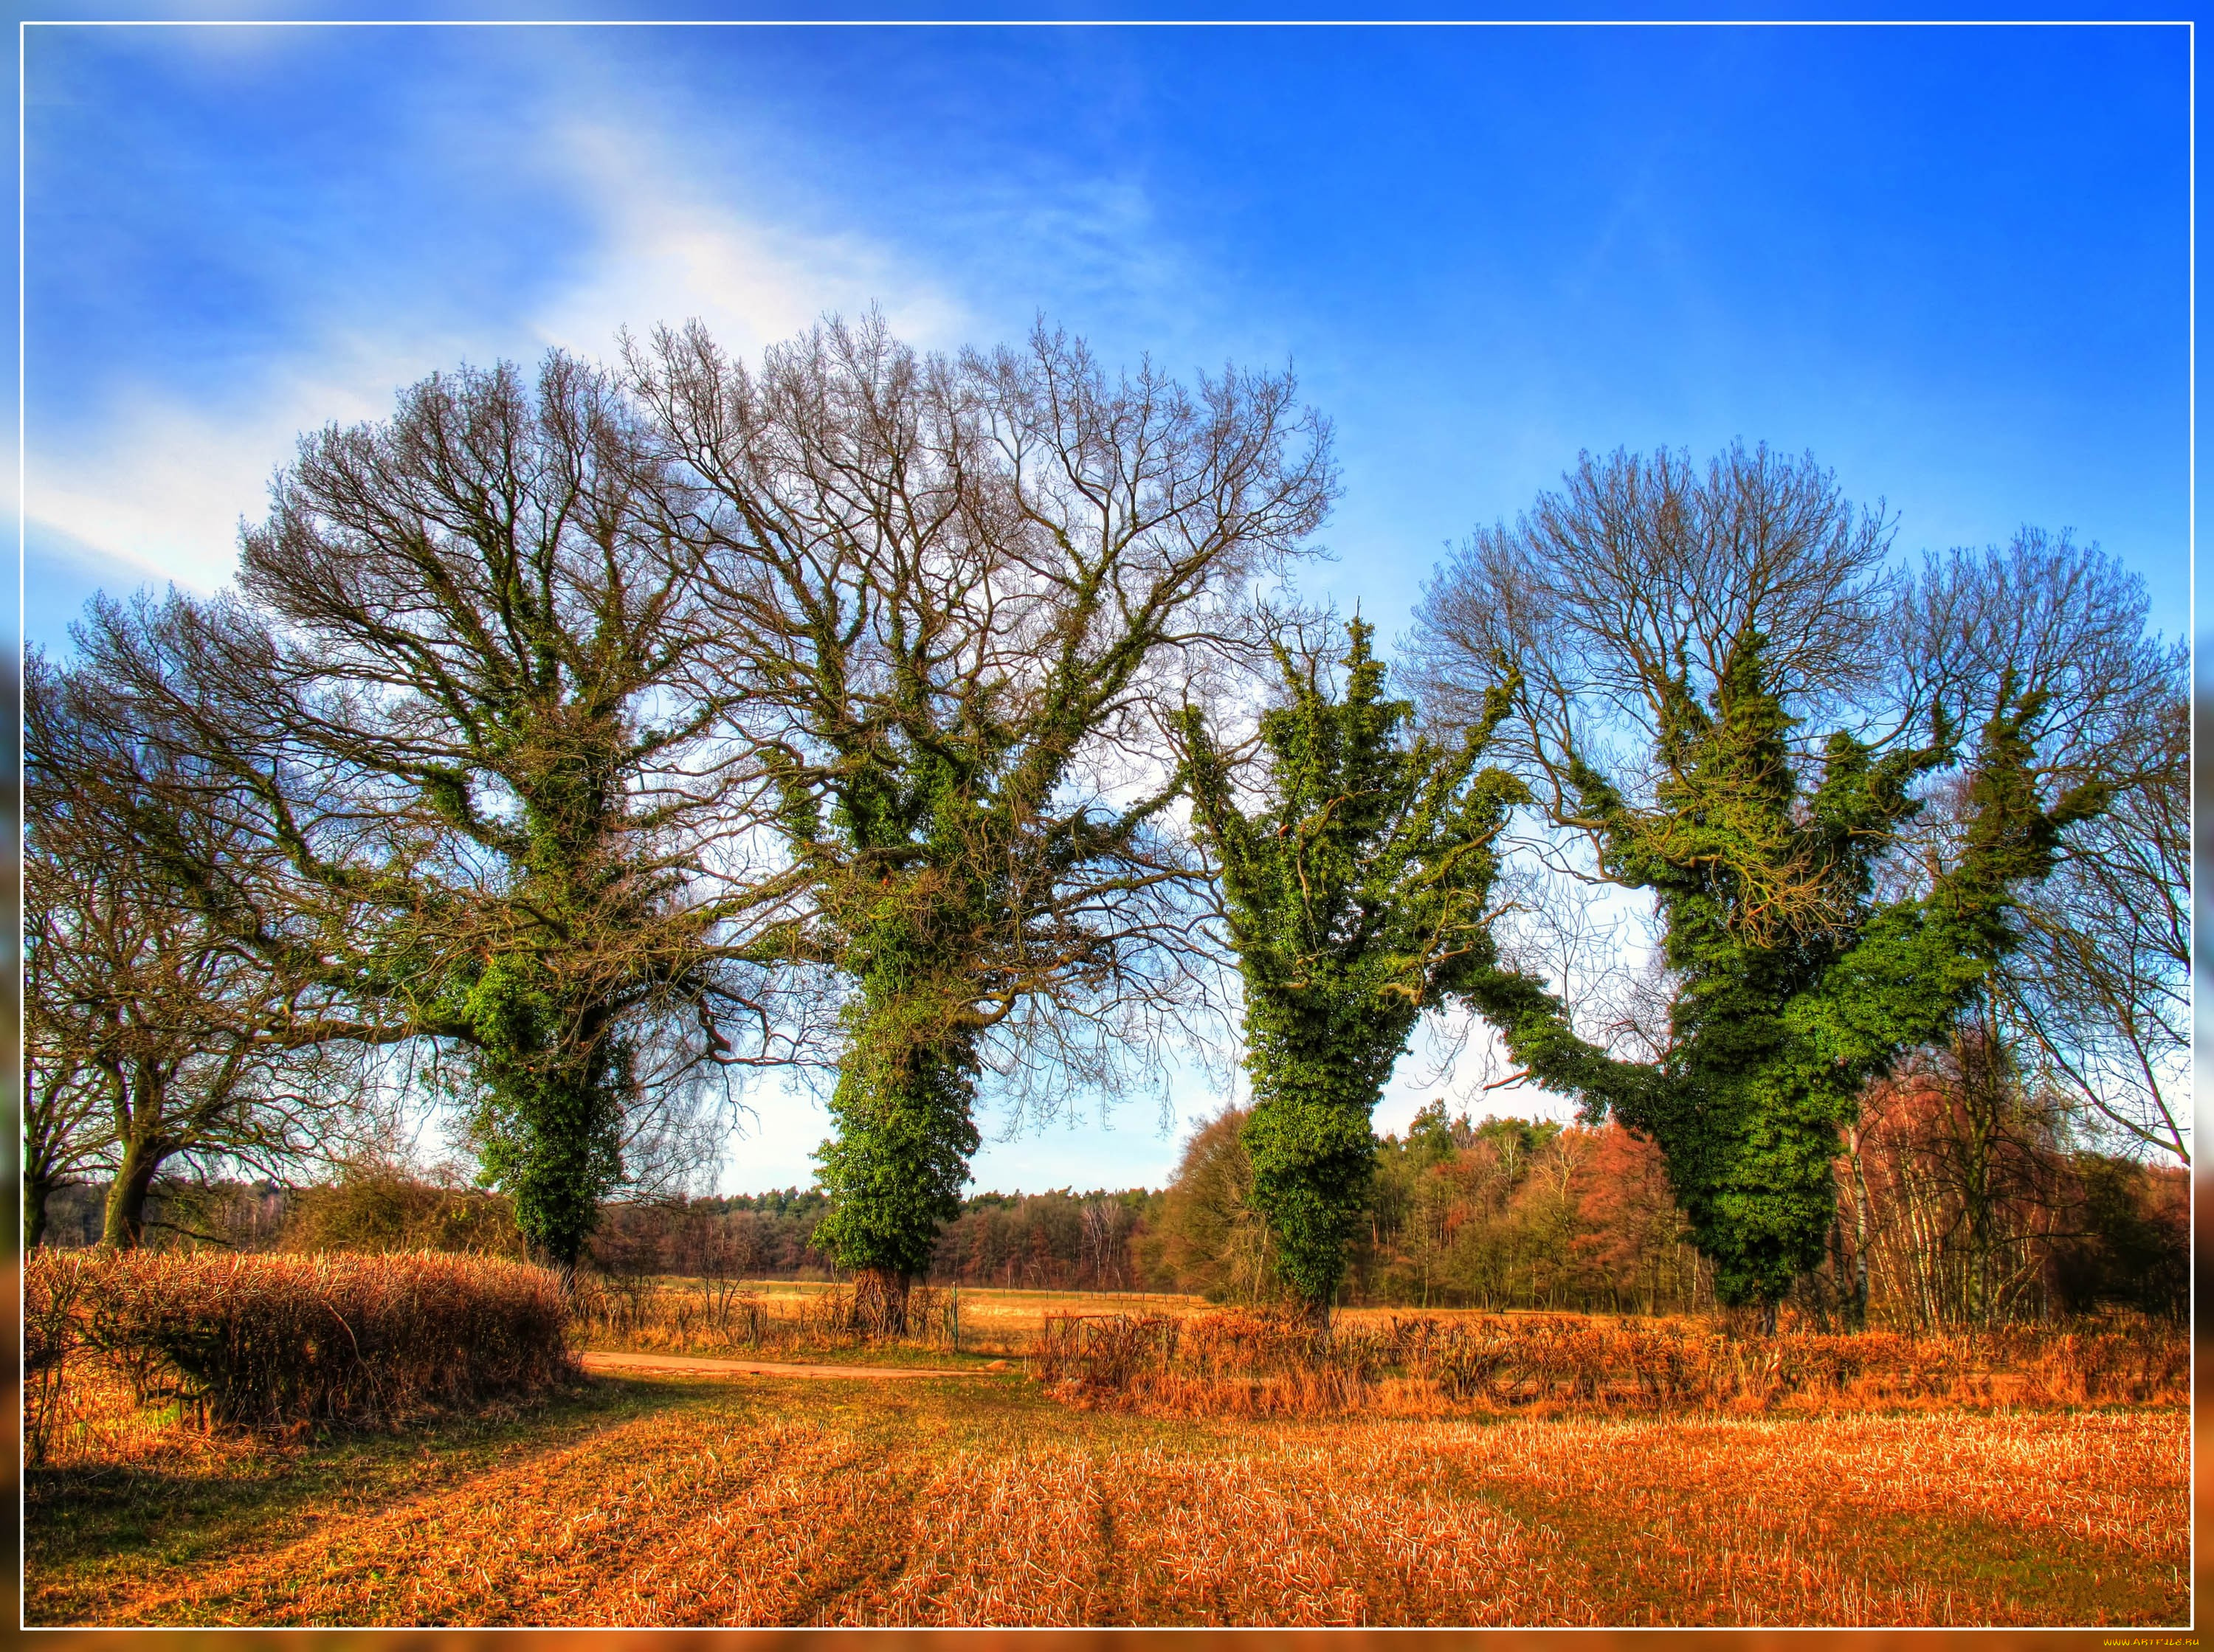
[24,1269,2190,1628]
[25,1372,2185,1628]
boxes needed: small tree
[1178,620,1526,1327]
[1137,1107,1280,1304]
[26,650,399,1248]
[24,726,106,1248]
[22,939,105,1249]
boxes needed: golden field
[25,1361,2187,1628]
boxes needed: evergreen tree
[1179,621,1525,1326]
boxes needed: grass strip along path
[26,1368,2185,1628]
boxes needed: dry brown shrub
[567,1276,962,1357]
[24,1255,88,1464]
[1037,1307,2186,1419]
[279,1169,528,1257]
[27,1248,575,1439]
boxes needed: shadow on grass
[24,1375,711,1626]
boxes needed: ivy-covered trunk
[455,742,638,1274]
[1183,623,1526,1330]
[1243,1036,1390,1333]
[813,941,982,1335]
[469,1028,628,1273]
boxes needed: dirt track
[578,1349,1003,1382]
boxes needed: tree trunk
[1295,1291,1333,1340]
[1759,1296,1779,1337]
[24,1174,52,1250]
[853,1266,911,1338]
[1846,1126,1871,1333]
[103,1135,162,1249]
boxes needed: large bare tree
[72,355,813,1268]
[1902,532,2188,1164]
[630,314,1336,1328]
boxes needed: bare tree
[1850,1023,2075,1329]
[1902,533,2188,1164]
[27,649,404,1248]
[22,931,106,1249]
[71,355,815,1268]
[629,314,1335,1330]
[1078,1196,1133,1291]
[1414,442,1901,809]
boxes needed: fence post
[952,1282,960,1353]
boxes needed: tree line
[38,1054,2182,1329]
[26,315,2186,1337]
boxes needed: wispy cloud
[29,342,459,596]
[527,114,969,361]
[24,38,969,596]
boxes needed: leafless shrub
[565,1276,963,1355]
[31,1248,575,1435]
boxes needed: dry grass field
[25,1361,2187,1628]
[570,1276,1218,1361]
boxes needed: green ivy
[1181,621,1525,1320]
[803,742,996,1303]
[1458,635,2102,1308]
[411,719,648,1269]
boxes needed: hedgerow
[27,1248,574,1445]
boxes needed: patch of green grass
[1473,1423,2187,1628]
[1870,1513,2187,1626]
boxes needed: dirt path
[579,1349,1004,1382]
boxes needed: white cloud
[27,345,449,594]
[525,115,970,363]
[24,84,969,590]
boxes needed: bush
[280,1167,529,1258]
[24,1256,86,1462]
[566,1275,965,1356]
[28,1248,574,1436]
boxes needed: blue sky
[18,12,2193,1194]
